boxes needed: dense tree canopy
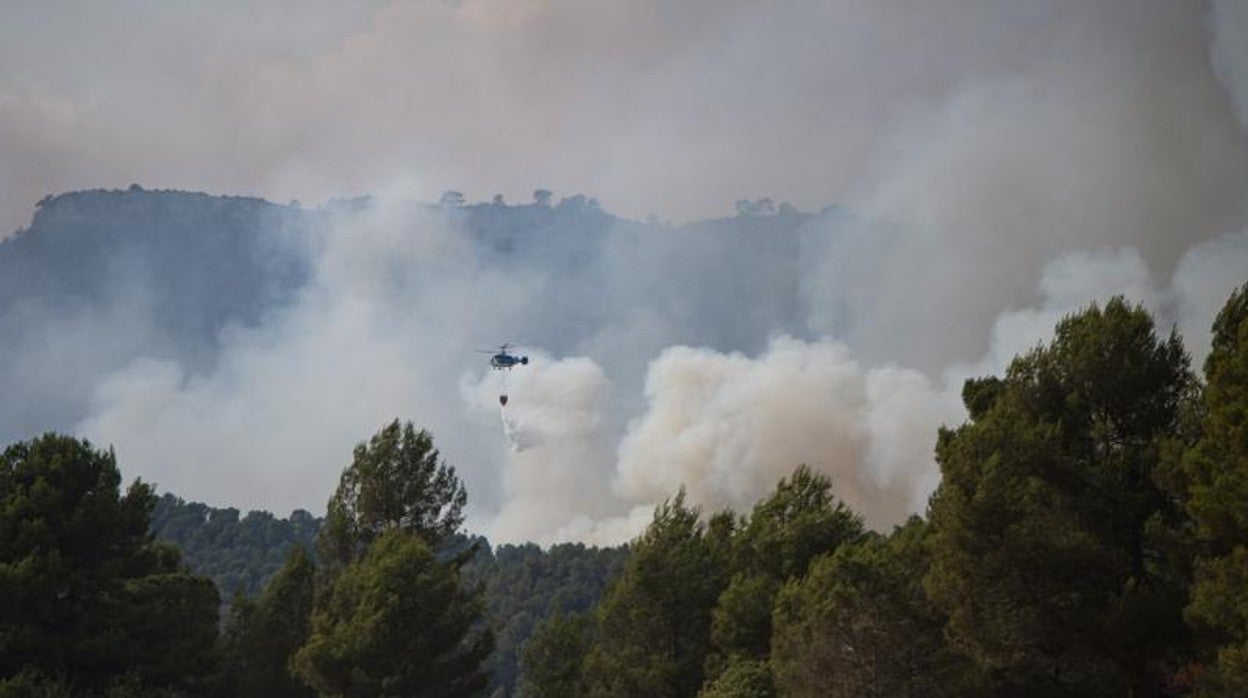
[317,420,467,570]
[518,610,595,698]
[1179,283,1248,694]
[697,659,776,698]
[0,434,219,695]
[150,493,321,597]
[733,464,864,583]
[149,497,627,697]
[772,518,962,697]
[221,546,316,697]
[8,281,1248,698]
[582,493,732,697]
[292,529,492,697]
[707,465,863,679]
[466,540,628,696]
[927,298,1194,696]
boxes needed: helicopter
[478,342,529,370]
[478,343,530,407]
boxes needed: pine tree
[706,465,863,679]
[518,610,594,698]
[1180,283,1248,694]
[0,434,219,693]
[697,659,776,698]
[317,420,467,570]
[223,546,316,697]
[582,492,731,697]
[772,519,962,697]
[291,530,491,697]
[926,298,1194,696]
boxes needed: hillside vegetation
[4,283,1248,696]
[6,188,1248,695]
[0,188,814,446]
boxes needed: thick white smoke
[18,0,1247,544]
[7,0,1246,235]
[614,339,958,529]
[460,355,619,543]
[72,218,1248,544]
[78,192,527,522]
[801,0,1247,372]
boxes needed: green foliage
[705,465,863,679]
[697,659,775,698]
[1179,283,1248,693]
[0,669,75,698]
[465,540,628,696]
[150,493,321,598]
[1189,547,1248,695]
[219,594,258,690]
[926,298,1194,695]
[772,518,962,697]
[582,492,731,697]
[317,420,467,570]
[116,572,221,688]
[0,434,219,694]
[11,274,1244,697]
[733,465,864,581]
[1182,282,1248,545]
[151,485,627,697]
[709,573,780,662]
[221,546,316,697]
[960,376,1003,421]
[291,530,492,697]
[517,611,594,698]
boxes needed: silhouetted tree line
[3,282,1248,696]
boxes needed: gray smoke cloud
[801,0,1247,371]
[1213,0,1248,131]
[5,0,1248,542]
[76,192,527,522]
[9,1,1243,233]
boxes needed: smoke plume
[0,0,1244,543]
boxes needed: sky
[4,0,1241,233]
[5,0,1248,543]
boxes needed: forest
[1,281,1246,697]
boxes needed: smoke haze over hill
[3,0,1248,543]
[3,0,1245,232]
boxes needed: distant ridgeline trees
[220,419,493,697]
[463,540,629,696]
[6,281,1248,697]
[0,186,815,447]
[145,425,626,697]
[150,494,321,597]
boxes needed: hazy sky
[6,0,1248,542]
[8,0,1242,233]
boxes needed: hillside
[0,187,316,441]
[0,187,817,449]
[149,491,627,697]
[150,493,323,598]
